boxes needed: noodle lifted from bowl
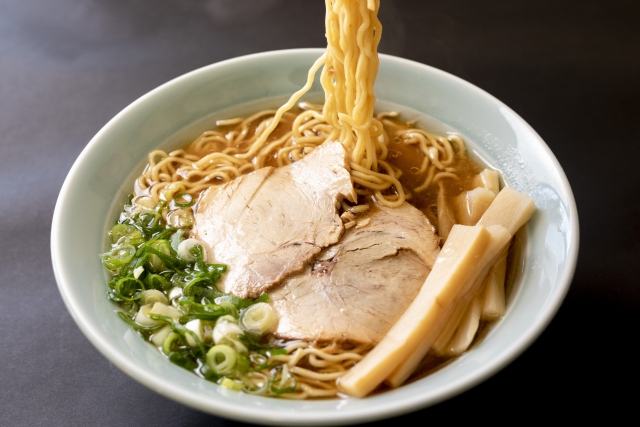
[127,0,470,398]
[137,0,440,211]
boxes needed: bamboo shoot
[386,224,511,387]
[385,187,535,387]
[445,297,482,356]
[437,181,456,242]
[432,298,470,355]
[456,187,496,226]
[472,169,500,195]
[481,250,508,320]
[477,187,536,235]
[337,225,491,398]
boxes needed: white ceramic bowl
[51,48,578,426]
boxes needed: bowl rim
[51,47,579,426]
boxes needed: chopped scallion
[206,345,237,375]
[100,244,136,270]
[219,377,243,391]
[173,192,194,208]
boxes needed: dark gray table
[2,0,637,425]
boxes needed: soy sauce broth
[380,114,484,234]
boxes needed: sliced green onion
[266,348,287,356]
[119,300,139,317]
[240,303,278,336]
[115,276,145,301]
[214,293,268,310]
[177,300,229,324]
[217,314,238,324]
[186,286,224,302]
[191,244,207,271]
[206,345,237,375]
[162,332,182,355]
[270,382,297,396]
[148,304,182,322]
[219,377,243,391]
[149,311,206,356]
[173,192,194,208]
[270,366,297,395]
[136,210,161,231]
[217,302,238,319]
[169,352,198,370]
[179,311,224,324]
[236,353,250,374]
[161,183,186,202]
[146,240,173,272]
[118,252,148,278]
[100,244,136,270]
[150,325,172,347]
[179,300,227,314]
[168,286,183,300]
[207,264,227,273]
[135,304,162,327]
[249,353,268,367]
[170,229,184,251]
[110,224,138,244]
[140,289,168,306]
[213,318,242,344]
[169,273,189,288]
[134,196,157,210]
[117,311,163,332]
[133,266,144,278]
[246,354,276,372]
[177,313,210,323]
[167,208,194,228]
[145,273,172,291]
[200,362,220,381]
[177,239,204,262]
[184,319,204,347]
[183,328,206,357]
[244,372,269,395]
[239,334,287,355]
[103,195,238,385]
[213,318,248,354]
[182,276,211,297]
[135,229,171,257]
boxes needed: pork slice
[270,202,440,345]
[191,141,356,299]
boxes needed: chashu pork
[191,141,356,299]
[270,202,440,346]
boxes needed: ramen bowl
[51,48,578,426]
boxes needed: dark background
[1,0,638,425]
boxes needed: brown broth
[381,116,484,234]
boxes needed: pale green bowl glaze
[52,49,578,426]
